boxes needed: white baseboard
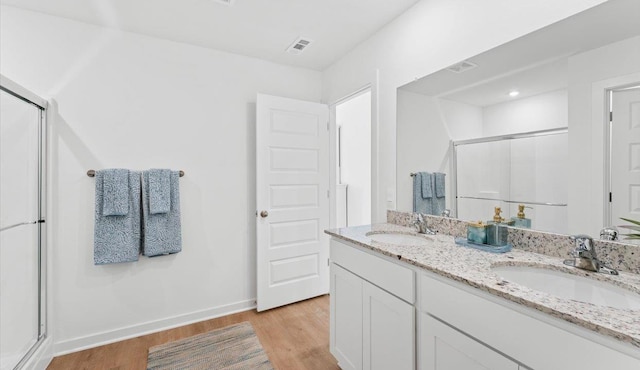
[22,336,53,370]
[53,298,256,356]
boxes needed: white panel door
[256,93,329,311]
[611,87,640,225]
[420,313,518,370]
[363,281,414,370]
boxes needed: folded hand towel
[434,172,446,216]
[149,169,171,214]
[413,172,434,215]
[94,170,141,264]
[142,170,182,257]
[102,168,130,216]
[420,172,433,199]
[434,173,446,198]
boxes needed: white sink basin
[492,265,640,310]
[366,232,433,246]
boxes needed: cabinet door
[420,313,518,370]
[363,281,414,370]
[330,263,363,370]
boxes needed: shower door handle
[0,220,45,233]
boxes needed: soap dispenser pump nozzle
[493,207,504,223]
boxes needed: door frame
[329,84,377,229]
[595,73,640,227]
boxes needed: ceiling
[400,0,640,107]
[0,0,420,71]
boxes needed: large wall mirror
[396,0,640,238]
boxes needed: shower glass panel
[453,129,568,234]
[0,87,45,370]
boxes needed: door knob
[260,210,269,218]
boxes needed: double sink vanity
[326,211,640,370]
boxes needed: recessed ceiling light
[509,90,520,97]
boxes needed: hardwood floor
[47,295,339,370]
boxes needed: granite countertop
[325,223,640,349]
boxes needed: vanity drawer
[330,239,415,303]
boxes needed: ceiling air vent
[286,37,313,55]
[213,0,236,6]
[446,60,478,74]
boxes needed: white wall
[337,91,371,227]
[0,6,322,353]
[483,89,568,136]
[439,98,483,140]
[322,0,606,222]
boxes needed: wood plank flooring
[47,295,339,370]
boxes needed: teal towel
[420,172,433,199]
[102,168,129,216]
[434,172,446,198]
[149,169,171,214]
[413,172,433,215]
[434,172,446,216]
[142,170,182,257]
[94,170,141,264]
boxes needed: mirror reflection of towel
[434,173,446,198]
[420,172,433,199]
[413,172,434,214]
[434,172,446,216]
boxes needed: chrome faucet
[600,227,618,241]
[563,234,618,275]
[412,213,437,235]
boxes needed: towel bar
[410,173,417,177]
[87,169,185,177]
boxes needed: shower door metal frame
[0,74,48,370]
[450,127,568,219]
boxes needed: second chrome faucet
[563,234,618,275]
[412,213,437,235]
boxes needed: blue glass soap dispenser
[487,207,510,246]
[467,221,487,244]
[511,204,532,228]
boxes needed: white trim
[329,84,373,229]
[329,78,380,226]
[0,74,48,109]
[53,299,256,356]
[331,85,372,107]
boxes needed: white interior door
[611,87,640,226]
[256,93,329,312]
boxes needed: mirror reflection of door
[335,89,371,228]
[610,86,640,228]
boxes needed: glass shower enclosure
[0,77,47,370]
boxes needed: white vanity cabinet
[329,237,640,370]
[420,312,518,370]
[330,239,415,370]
